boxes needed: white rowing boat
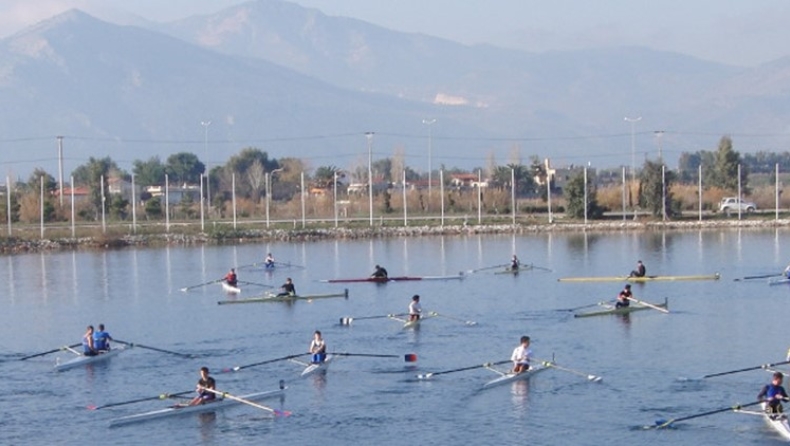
[481,362,551,389]
[574,298,668,318]
[294,355,334,377]
[389,313,434,330]
[769,278,790,286]
[108,387,287,427]
[55,346,128,372]
[736,402,790,440]
[218,289,349,305]
[221,282,241,294]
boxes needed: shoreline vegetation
[1,215,788,255]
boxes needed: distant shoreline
[2,218,788,255]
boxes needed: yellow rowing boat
[558,273,720,283]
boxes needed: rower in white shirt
[408,295,422,322]
[511,336,532,374]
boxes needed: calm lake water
[3,229,790,445]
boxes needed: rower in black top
[629,260,646,278]
[276,278,296,297]
[371,265,388,279]
[615,284,632,309]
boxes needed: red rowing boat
[320,273,464,283]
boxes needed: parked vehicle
[718,197,756,214]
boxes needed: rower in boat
[264,253,275,269]
[408,295,422,322]
[188,367,217,406]
[93,323,113,352]
[616,284,632,309]
[309,330,327,364]
[629,260,646,278]
[82,325,98,356]
[510,336,532,373]
[276,278,296,297]
[371,265,388,279]
[225,268,238,288]
[759,372,789,416]
[510,255,520,271]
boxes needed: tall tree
[27,168,57,193]
[712,136,748,193]
[564,170,604,219]
[165,152,204,185]
[132,157,166,187]
[639,160,677,218]
[71,157,124,220]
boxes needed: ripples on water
[3,230,790,445]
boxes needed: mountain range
[1,0,789,180]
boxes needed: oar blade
[405,354,418,362]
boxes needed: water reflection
[198,412,217,443]
[40,252,48,301]
[509,380,532,416]
[7,256,15,302]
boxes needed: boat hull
[482,364,550,389]
[494,266,533,275]
[218,289,348,305]
[762,402,790,440]
[221,282,241,294]
[321,274,464,283]
[108,388,287,427]
[574,298,668,318]
[558,273,720,283]
[769,278,790,286]
[55,347,127,372]
[300,355,333,377]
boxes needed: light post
[266,167,284,228]
[201,120,211,214]
[654,130,665,160]
[422,118,436,208]
[366,132,374,226]
[624,116,641,219]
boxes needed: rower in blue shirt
[759,372,789,415]
[93,323,113,352]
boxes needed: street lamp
[624,116,641,219]
[366,132,375,226]
[654,130,665,160]
[201,120,211,213]
[422,118,436,206]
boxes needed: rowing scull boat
[291,355,334,377]
[735,402,790,440]
[482,362,551,389]
[388,313,436,330]
[494,265,534,275]
[55,346,129,372]
[108,387,287,427]
[769,278,790,286]
[320,273,464,283]
[558,273,720,283]
[218,289,349,305]
[574,298,668,318]
[221,282,241,294]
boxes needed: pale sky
[1,0,789,66]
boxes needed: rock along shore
[1,219,789,255]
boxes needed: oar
[416,360,510,380]
[115,340,193,358]
[558,301,611,312]
[203,388,291,417]
[734,273,782,282]
[20,343,82,361]
[428,311,477,326]
[647,400,763,429]
[340,314,406,325]
[627,296,669,314]
[180,278,224,292]
[87,390,193,410]
[527,264,553,272]
[221,353,307,373]
[237,280,273,289]
[537,359,602,382]
[465,263,508,274]
[331,352,418,362]
[702,359,790,379]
